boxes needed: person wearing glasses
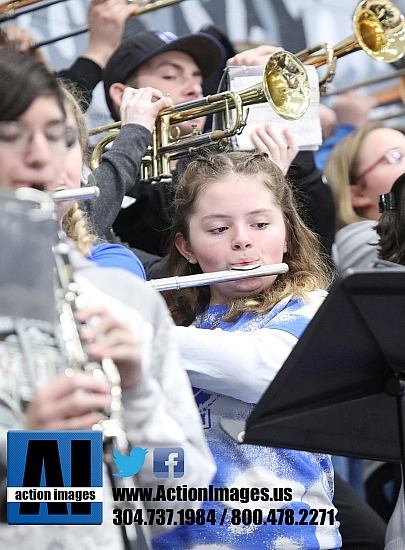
[0,49,215,550]
[323,121,405,273]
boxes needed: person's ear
[109,83,127,111]
[174,233,197,264]
[350,184,372,210]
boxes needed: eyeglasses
[353,148,405,185]
[0,121,78,152]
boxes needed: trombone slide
[147,263,289,291]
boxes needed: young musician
[0,48,215,549]
[324,122,405,273]
[153,150,341,549]
[58,83,172,278]
[102,31,299,261]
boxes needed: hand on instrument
[226,44,283,67]
[25,372,112,430]
[0,24,50,68]
[120,86,173,133]
[83,0,135,68]
[76,306,143,389]
[250,123,298,175]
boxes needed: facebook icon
[153,448,184,478]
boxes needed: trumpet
[147,263,289,291]
[296,0,405,89]
[90,49,312,177]
[90,0,405,181]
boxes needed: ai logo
[7,431,103,525]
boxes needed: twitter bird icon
[113,447,149,477]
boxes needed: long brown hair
[164,151,334,326]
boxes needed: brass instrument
[0,0,190,42]
[0,0,50,16]
[325,67,405,96]
[296,0,405,89]
[90,1,405,180]
[323,67,405,118]
[147,263,289,291]
[0,0,65,22]
[90,50,312,177]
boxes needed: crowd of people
[0,0,405,548]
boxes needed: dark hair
[0,49,65,121]
[376,173,405,265]
[164,150,334,326]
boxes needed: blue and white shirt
[154,291,342,550]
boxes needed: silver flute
[147,263,289,291]
[52,186,100,202]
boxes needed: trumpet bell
[298,0,405,86]
[264,51,311,120]
[354,1,405,62]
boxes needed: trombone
[0,0,65,22]
[324,67,405,97]
[0,0,189,45]
[90,0,405,181]
[323,67,405,120]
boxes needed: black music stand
[221,267,405,495]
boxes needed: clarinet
[53,236,150,550]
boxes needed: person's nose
[231,225,253,249]
[183,76,203,99]
[24,131,54,167]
